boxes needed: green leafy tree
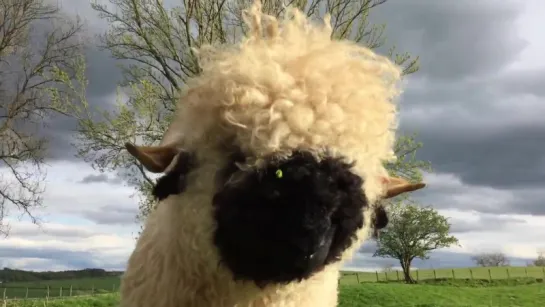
[74,0,427,227]
[373,202,459,283]
[0,0,87,235]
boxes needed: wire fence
[340,266,545,284]
[0,284,118,301]
[3,267,545,299]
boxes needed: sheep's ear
[125,142,180,173]
[383,176,426,199]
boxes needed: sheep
[120,1,426,306]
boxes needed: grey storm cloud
[40,81,123,162]
[413,173,545,216]
[79,174,110,184]
[85,46,124,99]
[0,247,100,269]
[413,125,545,190]
[0,246,128,271]
[81,205,138,225]
[363,0,545,217]
[11,226,98,239]
[496,68,545,98]
[369,0,527,81]
[448,214,528,234]
[79,174,123,184]
[6,1,123,163]
[39,43,123,162]
[508,189,545,216]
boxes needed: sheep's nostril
[295,226,336,273]
[269,190,280,199]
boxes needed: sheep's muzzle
[212,151,378,288]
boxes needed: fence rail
[340,266,545,284]
[3,267,544,299]
[0,284,118,301]
[3,293,114,302]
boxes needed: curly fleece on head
[120,1,403,306]
[163,2,402,190]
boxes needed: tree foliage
[74,0,426,224]
[471,252,510,267]
[0,0,87,235]
[374,202,459,283]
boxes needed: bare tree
[533,251,545,267]
[0,0,87,235]
[471,252,510,267]
[381,263,394,273]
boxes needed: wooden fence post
[25,287,29,299]
[60,286,63,297]
[488,269,492,280]
[416,270,419,281]
[525,268,528,278]
[46,286,50,302]
[397,270,400,281]
[3,288,6,300]
[384,271,388,281]
[433,269,437,280]
[452,269,455,279]
[506,268,510,279]
[375,271,379,282]
[92,285,95,295]
[469,268,473,279]
[356,273,360,283]
[70,285,73,296]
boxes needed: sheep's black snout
[212,151,368,288]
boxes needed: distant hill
[0,268,123,283]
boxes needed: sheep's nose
[212,151,368,288]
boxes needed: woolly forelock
[163,0,402,228]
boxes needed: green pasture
[1,276,120,299]
[1,267,544,305]
[4,282,544,307]
[4,294,119,307]
[338,283,544,307]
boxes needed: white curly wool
[120,1,407,306]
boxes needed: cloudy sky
[1,0,544,272]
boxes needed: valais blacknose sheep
[121,1,425,306]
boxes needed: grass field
[4,294,119,306]
[3,281,544,307]
[338,282,545,307]
[1,267,544,305]
[1,276,120,299]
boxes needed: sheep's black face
[212,150,388,288]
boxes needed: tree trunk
[400,258,415,284]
